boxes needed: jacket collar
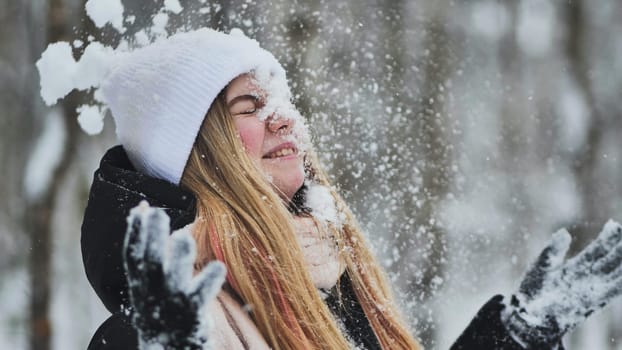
[81,145,196,312]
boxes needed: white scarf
[293,217,346,290]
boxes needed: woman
[83,28,419,349]
[80,28,622,349]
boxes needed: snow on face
[251,66,311,154]
[226,74,306,201]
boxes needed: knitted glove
[123,202,226,350]
[502,220,622,349]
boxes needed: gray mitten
[124,202,226,350]
[502,220,622,349]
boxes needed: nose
[267,113,294,134]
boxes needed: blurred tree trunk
[386,1,454,345]
[282,5,319,119]
[497,1,525,170]
[562,0,606,241]
[26,0,84,349]
[561,1,617,348]
[410,10,453,295]
[495,1,538,266]
[0,0,37,272]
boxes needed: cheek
[235,121,264,158]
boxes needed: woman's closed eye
[238,106,257,115]
[229,95,264,116]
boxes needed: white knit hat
[101,28,286,184]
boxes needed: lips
[263,142,298,159]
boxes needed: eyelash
[235,100,265,116]
[239,107,257,115]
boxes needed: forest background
[1,0,622,349]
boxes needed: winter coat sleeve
[450,295,564,350]
[87,312,138,350]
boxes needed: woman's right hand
[123,202,226,350]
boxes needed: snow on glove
[502,220,622,349]
[123,201,226,350]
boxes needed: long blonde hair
[180,91,422,350]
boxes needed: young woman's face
[225,74,305,201]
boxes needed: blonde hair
[181,91,422,350]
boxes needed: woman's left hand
[293,216,345,289]
[502,220,622,348]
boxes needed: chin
[264,159,305,200]
[272,170,305,201]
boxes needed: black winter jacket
[82,146,561,350]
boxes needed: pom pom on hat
[101,28,286,184]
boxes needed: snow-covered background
[1,0,622,349]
